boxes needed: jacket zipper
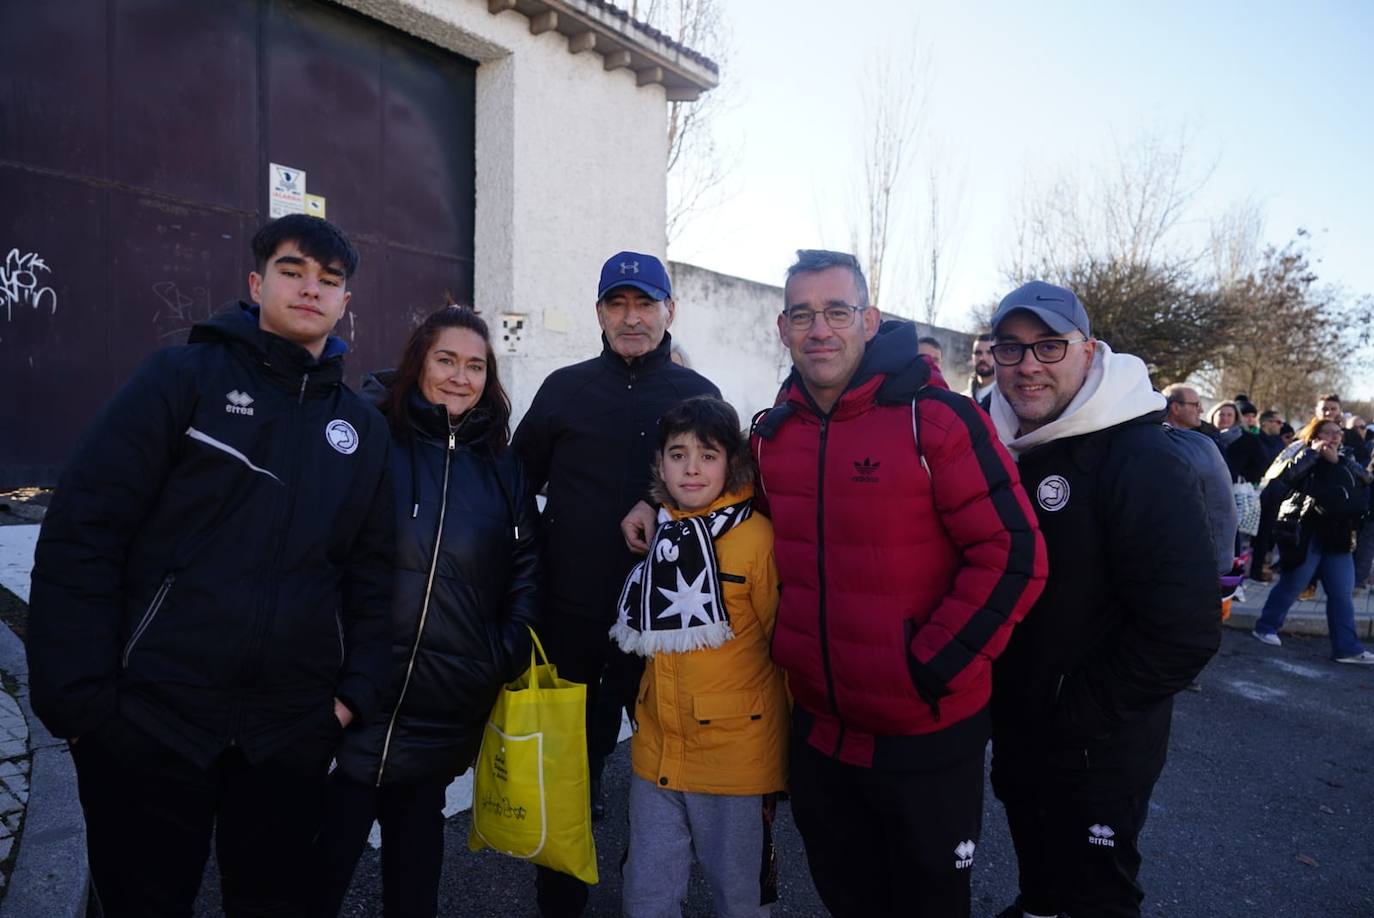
[814,417,845,755]
[232,370,309,743]
[335,612,346,666]
[376,428,456,785]
[122,574,175,668]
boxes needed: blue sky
[669,0,1373,391]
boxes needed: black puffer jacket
[1271,444,1371,565]
[511,332,718,624]
[334,376,541,786]
[991,412,1221,801]
[28,304,394,771]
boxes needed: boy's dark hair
[380,305,511,450]
[251,215,360,279]
[1259,410,1281,423]
[1320,393,1341,404]
[1280,422,1295,437]
[917,335,942,350]
[657,396,754,499]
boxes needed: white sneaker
[1334,650,1374,665]
[1252,629,1282,647]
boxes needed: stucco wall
[336,0,670,420]
[666,261,790,421]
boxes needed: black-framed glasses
[784,305,866,330]
[990,338,1088,366]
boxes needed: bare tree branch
[636,0,736,244]
[853,34,930,311]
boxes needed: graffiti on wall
[0,249,58,322]
[152,281,216,340]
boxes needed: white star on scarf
[656,569,714,626]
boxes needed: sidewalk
[1224,573,1374,639]
[0,524,87,918]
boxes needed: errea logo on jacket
[1088,824,1116,847]
[225,390,254,416]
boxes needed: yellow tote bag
[468,627,599,884]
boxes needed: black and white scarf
[609,499,753,656]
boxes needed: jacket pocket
[902,618,947,721]
[692,691,764,766]
[693,691,763,732]
[122,574,175,668]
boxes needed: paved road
[193,629,1374,916]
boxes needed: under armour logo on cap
[599,251,671,302]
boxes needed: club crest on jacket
[1036,475,1070,512]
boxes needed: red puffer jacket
[752,322,1046,769]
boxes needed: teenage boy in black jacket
[982,283,1221,918]
[512,251,718,917]
[27,215,394,917]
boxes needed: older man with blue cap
[985,281,1222,918]
[512,251,719,917]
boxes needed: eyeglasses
[1174,400,1201,409]
[783,305,866,330]
[990,338,1088,366]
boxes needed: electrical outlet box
[500,314,528,354]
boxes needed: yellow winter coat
[630,485,788,795]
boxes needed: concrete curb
[1223,607,1374,639]
[1222,575,1374,640]
[0,622,88,918]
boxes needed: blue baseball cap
[598,251,672,302]
[991,281,1091,337]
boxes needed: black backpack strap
[751,403,795,442]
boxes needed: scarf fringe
[610,619,737,658]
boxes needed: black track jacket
[28,303,394,770]
[991,412,1222,800]
[512,332,718,625]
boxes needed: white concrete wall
[337,0,670,420]
[667,261,790,422]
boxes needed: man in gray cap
[983,281,1221,918]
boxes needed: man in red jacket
[753,250,1046,916]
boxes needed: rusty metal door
[0,0,476,486]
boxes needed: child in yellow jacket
[610,395,787,917]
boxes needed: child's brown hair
[651,396,755,505]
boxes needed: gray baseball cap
[990,281,1091,337]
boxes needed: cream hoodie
[988,339,1165,458]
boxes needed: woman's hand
[1315,439,1340,464]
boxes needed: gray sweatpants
[622,774,770,918]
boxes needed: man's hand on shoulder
[621,500,657,554]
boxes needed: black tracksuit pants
[787,730,984,918]
[310,772,450,918]
[71,719,329,918]
[1002,786,1154,918]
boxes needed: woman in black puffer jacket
[1252,416,1373,664]
[313,306,541,917]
